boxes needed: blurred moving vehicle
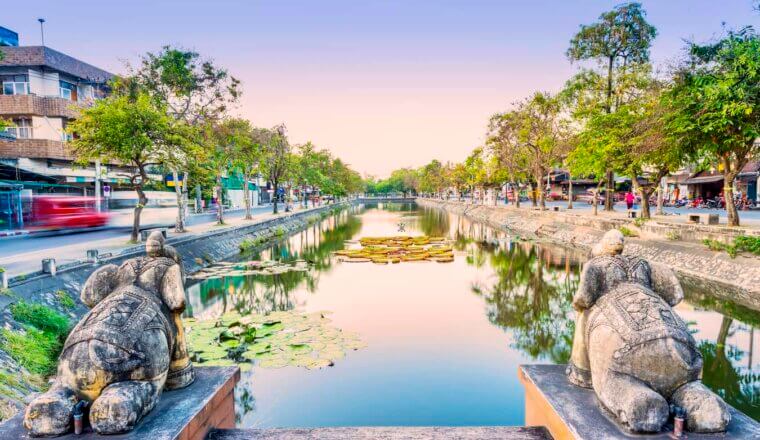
[29,196,111,231]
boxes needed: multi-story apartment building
[0,26,123,193]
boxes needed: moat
[185,203,760,428]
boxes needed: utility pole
[37,18,46,46]
[94,160,102,212]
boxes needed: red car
[30,196,111,231]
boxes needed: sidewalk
[0,203,315,277]
[461,198,760,229]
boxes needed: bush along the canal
[186,310,366,370]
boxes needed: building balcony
[0,138,73,160]
[0,94,86,119]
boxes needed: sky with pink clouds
[4,1,759,176]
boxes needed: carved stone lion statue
[567,229,730,433]
[23,232,194,436]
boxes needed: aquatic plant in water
[185,310,366,370]
[334,236,454,264]
[188,260,311,280]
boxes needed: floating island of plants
[186,310,366,370]
[334,235,454,263]
[188,259,311,281]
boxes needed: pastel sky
[4,1,759,176]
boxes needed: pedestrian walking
[625,191,635,210]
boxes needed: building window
[59,80,77,101]
[6,118,32,139]
[61,120,73,142]
[2,75,29,95]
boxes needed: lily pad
[186,309,366,370]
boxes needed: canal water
[185,203,760,428]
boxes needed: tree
[488,92,571,209]
[262,125,292,214]
[567,2,657,210]
[127,46,241,232]
[230,123,267,220]
[207,118,251,225]
[418,160,446,198]
[664,29,760,226]
[68,92,187,242]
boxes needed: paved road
[0,205,276,277]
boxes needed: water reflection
[186,203,760,425]
[185,208,362,319]
[468,242,581,364]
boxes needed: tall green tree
[126,46,241,231]
[68,92,188,242]
[207,118,251,225]
[488,92,571,209]
[664,29,760,226]
[262,125,292,214]
[567,2,657,210]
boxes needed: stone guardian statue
[23,232,194,436]
[567,230,730,433]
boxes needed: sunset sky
[5,1,759,176]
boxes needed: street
[0,204,274,277]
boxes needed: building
[0,27,125,195]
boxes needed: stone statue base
[1,367,239,440]
[520,364,760,439]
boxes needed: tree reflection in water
[187,209,362,318]
[465,238,582,364]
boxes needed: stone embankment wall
[417,198,760,310]
[5,203,348,313]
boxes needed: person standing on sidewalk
[625,191,635,211]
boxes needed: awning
[683,175,724,185]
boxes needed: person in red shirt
[625,191,636,210]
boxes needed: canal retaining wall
[417,198,760,310]
[4,202,349,311]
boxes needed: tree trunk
[216,174,224,225]
[537,173,546,210]
[131,177,148,243]
[528,183,537,207]
[272,179,279,214]
[567,178,573,209]
[724,169,740,227]
[592,181,602,216]
[605,170,614,211]
[173,170,185,233]
[515,185,520,208]
[243,171,252,220]
[656,183,665,216]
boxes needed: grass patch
[11,301,71,336]
[239,236,266,253]
[702,238,737,258]
[734,235,760,256]
[55,290,75,310]
[3,301,71,376]
[1,328,62,376]
[274,226,286,237]
[704,234,760,258]
[665,230,681,241]
[619,226,638,237]
[633,217,649,227]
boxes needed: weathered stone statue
[567,230,730,434]
[23,232,194,436]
